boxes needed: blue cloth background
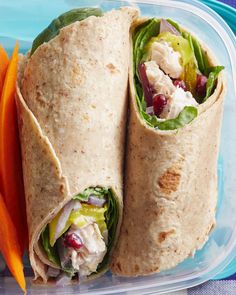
[219,0,236,8]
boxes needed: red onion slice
[47,267,60,278]
[56,273,72,286]
[196,74,208,97]
[160,19,181,36]
[138,63,153,107]
[88,195,106,207]
[54,201,81,243]
[146,106,154,115]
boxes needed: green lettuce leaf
[41,226,60,266]
[192,36,208,75]
[156,106,197,130]
[203,66,224,102]
[73,187,109,201]
[140,106,197,130]
[96,190,119,272]
[167,19,181,32]
[187,34,210,76]
[31,8,103,55]
[133,19,160,77]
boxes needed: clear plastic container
[0,0,236,294]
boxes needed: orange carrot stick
[0,193,26,293]
[0,42,28,255]
[0,44,9,95]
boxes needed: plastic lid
[200,0,236,34]
[214,258,236,280]
[200,0,236,280]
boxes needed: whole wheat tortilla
[110,19,226,276]
[16,7,139,282]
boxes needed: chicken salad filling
[40,187,118,282]
[134,18,224,130]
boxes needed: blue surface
[219,0,236,8]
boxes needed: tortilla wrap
[16,7,139,282]
[111,19,226,276]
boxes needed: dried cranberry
[64,233,83,250]
[153,94,167,117]
[196,74,208,97]
[173,79,187,91]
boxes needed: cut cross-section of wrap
[16,7,139,283]
[111,18,225,276]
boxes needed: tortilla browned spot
[106,63,118,73]
[158,167,181,194]
[158,229,176,243]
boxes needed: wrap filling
[133,18,224,130]
[40,187,118,282]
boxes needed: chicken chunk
[150,41,182,79]
[145,61,198,119]
[70,223,106,276]
[145,61,175,97]
[162,87,198,119]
